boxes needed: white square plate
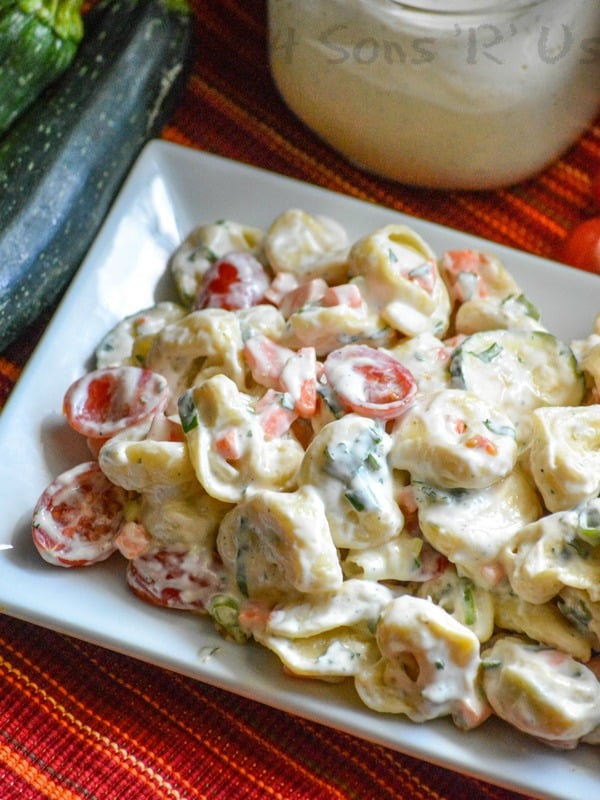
[2,140,599,800]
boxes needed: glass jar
[267,0,600,189]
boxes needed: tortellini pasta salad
[32,208,600,751]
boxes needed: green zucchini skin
[0,0,84,134]
[0,0,194,353]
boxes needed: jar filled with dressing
[267,0,600,189]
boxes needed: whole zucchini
[0,0,84,134]
[0,0,194,353]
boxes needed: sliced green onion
[577,506,600,543]
[481,658,501,669]
[208,594,248,644]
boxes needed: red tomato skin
[32,461,129,567]
[560,217,600,274]
[194,251,270,310]
[63,366,169,439]
[323,344,417,420]
[126,546,226,613]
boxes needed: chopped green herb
[557,597,592,633]
[280,392,295,411]
[177,390,199,433]
[565,537,591,560]
[365,452,381,471]
[188,242,218,263]
[345,490,367,511]
[475,342,502,363]
[484,418,515,438]
[462,580,477,626]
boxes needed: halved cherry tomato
[323,344,417,420]
[63,366,170,439]
[126,546,226,613]
[560,217,600,274]
[194,251,270,310]
[32,461,129,567]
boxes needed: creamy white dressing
[265,579,395,637]
[387,332,451,395]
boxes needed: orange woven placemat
[1,2,599,798]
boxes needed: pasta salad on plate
[31,205,600,751]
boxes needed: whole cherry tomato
[560,217,600,275]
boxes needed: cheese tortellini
[528,405,600,512]
[482,636,600,749]
[348,224,451,338]
[390,388,518,490]
[299,414,403,550]
[355,595,491,729]
[179,374,304,503]
[264,208,350,284]
[502,499,600,605]
[217,485,343,602]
